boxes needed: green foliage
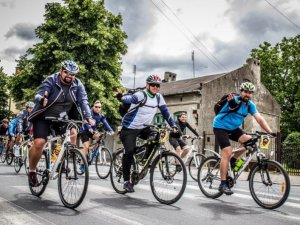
[251,35,300,139]
[282,132,300,147]
[8,0,127,123]
[0,66,11,119]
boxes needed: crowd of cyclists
[0,59,274,202]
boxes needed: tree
[251,35,300,139]
[0,65,11,120]
[8,0,127,122]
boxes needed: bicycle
[13,134,32,174]
[79,131,112,179]
[180,136,206,181]
[197,131,290,209]
[29,117,89,209]
[0,135,8,163]
[110,125,187,205]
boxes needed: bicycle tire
[188,153,205,182]
[24,156,29,175]
[249,159,290,209]
[95,147,112,179]
[6,152,14,165]
[58,147,89,209]
[150,151,187,204]
[197,156,223,199]
[110,148,127,194]
[14,157,22,174]
[1,151,6,163]
[29,151,49,197]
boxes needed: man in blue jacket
[80,100,114,172]
[28,60,94,187]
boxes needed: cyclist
[27,60,94,187]
[15,101,34,142]
[213,82,272,195]
[80,100,114,172]
[0,118,9,135]
[169,112,200,172]
[119,74,177,193]
[8,118,18,152]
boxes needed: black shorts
[80,130,94,143]
[169,137,187,149]
[213,128,245,149]
[33,119,68,140]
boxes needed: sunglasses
[63,70,76,76]
[149,83,160,88]
[94,106,101,108]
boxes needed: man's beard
[242,96,250,102]
[61,77,72,85]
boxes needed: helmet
[25,101,34,108]
[146,75,162,84]
[61,60,79,74]
[240,82,255,92]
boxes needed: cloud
[0,0,15,8]
[105,0,157,43]
[5,23,37,41]
[0,46,28,61]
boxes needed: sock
[29,169,36,173]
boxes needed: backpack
[118,88,160,117]
[214,93,249,119]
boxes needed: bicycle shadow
[198,199,263,220]
[11,193,80,216]
[89,194,181,211]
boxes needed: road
[0,162,299,225]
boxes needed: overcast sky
[0,0,299,88]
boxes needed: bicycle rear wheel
[197,156,223,198]
[150,151,187,204]
[249,160,290,209]
[1,150,6,163]
[14,157,23,173]
[6,151,13,165]
[110,148,126,194]
[188,153,205,181]
[29,151,49,196]
[24,156,29,175]
[95,147,112,179]
[58,148,89,209]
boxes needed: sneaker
[218,183,233,195]
[176,164,182,172]
[28,171,38,187]
[123,181,135,193]
[79,164,85,173]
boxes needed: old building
[157,58,281,152]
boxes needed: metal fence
[280,146,300,176]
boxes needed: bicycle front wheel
[95,147,112,179]
[6,152,13,165]
[188,153,205,181]
[110,148,127,194]
[150,151,187,204]
[197,156,223,198]
[29,151,49,197]
[249,160,290,209]
[14,157,23,173]
[58,148,89,209]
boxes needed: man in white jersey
[120,75,177,192]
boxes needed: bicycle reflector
[259,135,270,149]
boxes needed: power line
[264,0,300,30]
[158,0,227,70]
[149,0,226,70]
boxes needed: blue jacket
[8,119,17,136]
[28,72,92,122]
[16,109,31,133]
[82,110,113,132]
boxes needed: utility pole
[192,50,195,78]
[133,65,136,89]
